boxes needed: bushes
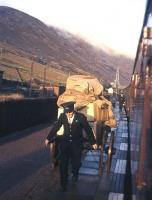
[0,98,58,136]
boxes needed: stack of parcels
[57,75,116,128]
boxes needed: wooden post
[43,66,46,97]
[29,58,34,97]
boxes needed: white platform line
[114,159,127,174]
[122,132,128,138]
[131,144,139,151]
[108,192,124,200]
[120,143,128,151]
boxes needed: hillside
[0,6,134,87]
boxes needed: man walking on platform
[45,101,97,191]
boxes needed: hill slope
[0,6,133,87]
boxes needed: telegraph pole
[29,57,34,97]
[115,67,120,98]
[43,58,47,97]
[43,66,46,96]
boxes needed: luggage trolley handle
[106,130,115,174]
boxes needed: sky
[0,0,147,57]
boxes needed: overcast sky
[0,0,147,57]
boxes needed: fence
[0,97,58,136]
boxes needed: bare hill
[0,6,133,87]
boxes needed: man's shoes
[72,174,78,183]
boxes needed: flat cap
[61,101,75,113]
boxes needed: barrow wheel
[106,130,115,175]
[95,121,109,175]
[98,128,108,175]
[98,145,104,175]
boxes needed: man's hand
[45,139,49,147]
[92,143,98,150]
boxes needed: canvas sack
[66,75,103,96]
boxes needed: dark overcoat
[47,111,96,185]
[47,111,96,149]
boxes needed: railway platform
[0,101,129,200]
